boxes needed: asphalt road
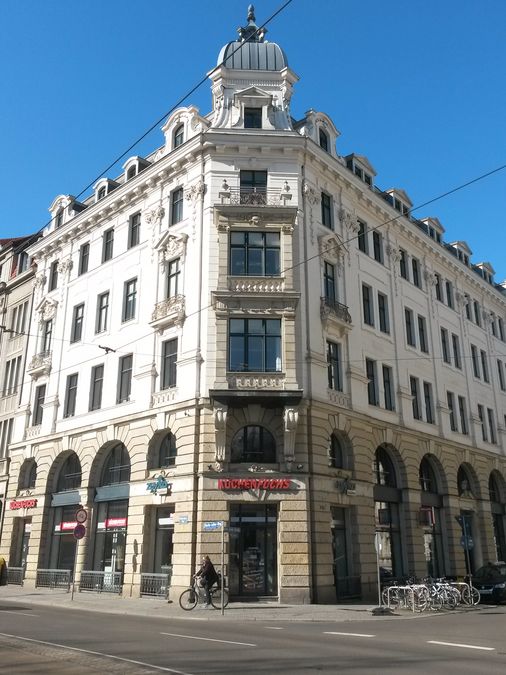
[1,600,505,674]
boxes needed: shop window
[231,425,276,463]
[101,443,130,485]
[57,453,82,492]
[229,231,280,276]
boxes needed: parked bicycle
[179,573,229,611]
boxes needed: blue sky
[2,1,505,278]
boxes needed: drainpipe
[301,146,318,603]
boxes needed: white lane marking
[324,631,376,638]
[161,632,256,647]
[0,633,193,674]
[428,640,495,651]
[265,626,284,630]
[0,610,39,617]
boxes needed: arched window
[158,432,177,469]
[329,434,344,469]
[126,165,137,180]
[55,209,64,229]
[173,124,184,148]
[319,127,329,152]
[419,457,438,493]
[19,459,37,491]
[231,426,276,464]
[374,446,397,487]
[457,465,473,497]
[97,186,106,200]
[101,443,130,486]
[57,453,82,492]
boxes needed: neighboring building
[0,236,37,546]
[1,7,506,603]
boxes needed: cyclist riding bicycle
[195,555,219,607]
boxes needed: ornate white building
[1,6,506,603]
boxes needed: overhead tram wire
[0,0,295,270]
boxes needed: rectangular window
[441,328,450,364]
[499,318,505,341]
[244,107,262,128]
[2,356,21,396]
[471,344,480,378]
[405,308,416,347]
[399,249,408,280]
[447,391,457,431]
[378,292,389,334]
[10,301,28,335]
[0,418,13,460]
[78,242,90,275]
[230,232,280,276]
[161,338,178,389]
[48,261,58,291]
[480,350,489,382]
[117,354,133,403]
[498,360,506,391]
[373,231,383,263]
[240,170,267,203]
[366,358,378,406]
[323,262,336,304]
[488,408,497,444]
[445,280,454,309]
[435,273,443,302]
[465,297,472,320]
[327,341,342,391]
[63,373,78,418]
[170,187,184,224]
[128,212,141,248]
[42,319,53,353]
[33,384,46,425]
[70,303,84,343]
[357,220,368,253]
[478,404,487,441]
[102,228,114,262]
[167,258,181,297]
[458,395,468,434]
[474,301,481,326]
[229,318,282,372]
[383,365,395,411]
[321,192,332,228]
[122,278,137,322]
[362,284,374,326]
[491,316,497,337]
[95,291,109,334]
[418,315,429,353]
[423,381,434,424]
[410,376,422,420]
[452,334,461,369]
[89,364,104,411]
[411,257,421,288]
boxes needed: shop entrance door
[230,504,277,597]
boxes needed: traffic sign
[460,534,474,550]
[73,523,86,540]
[203,521,223,531]
[75,508,88,524]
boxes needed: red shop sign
[217,478,291,491]
[106,517,127,529]
[10,498,38,510]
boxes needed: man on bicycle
[195,555,218,607]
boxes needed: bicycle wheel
[179,588,198,611]
[470,587,481,605]
[210,587,229,609]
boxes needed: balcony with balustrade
[26,351,52,378]
[150,295,186,332]
[320,297,352,336]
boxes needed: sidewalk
[0,584,480,623]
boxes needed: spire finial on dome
[238,3,266,43]
[247,5,255,23]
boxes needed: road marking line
[161,632,256,647]
[0,633,193,674]
[0,611,39,617]
[324,632,376,638]
[428,641,495,651]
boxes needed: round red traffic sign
[73,523,86,540]
[75,508,87,524]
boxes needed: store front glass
[229,504,277,597]
[49,453,82,573]
[489,472,506,562]
[374,446,404,580]
[419,456,446,578]
[153,506,174,574]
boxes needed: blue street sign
[203,521,223,531]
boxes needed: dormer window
[55,209,64,228]
[126,166,136,180]
[97,186,106,200]
[173,124,184,148]
[319,128,329,152]
[244,107,262,129]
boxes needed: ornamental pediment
[154,232,188,262]
[234,86,273,103]
[36,297,58,322]
[318,233,345,263]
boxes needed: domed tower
[209,4,298,130]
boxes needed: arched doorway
[48,452,82,573]
[419,455,446,577]
[489,471,506,561]
[373,445,404,580]
[457,463,479,573]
